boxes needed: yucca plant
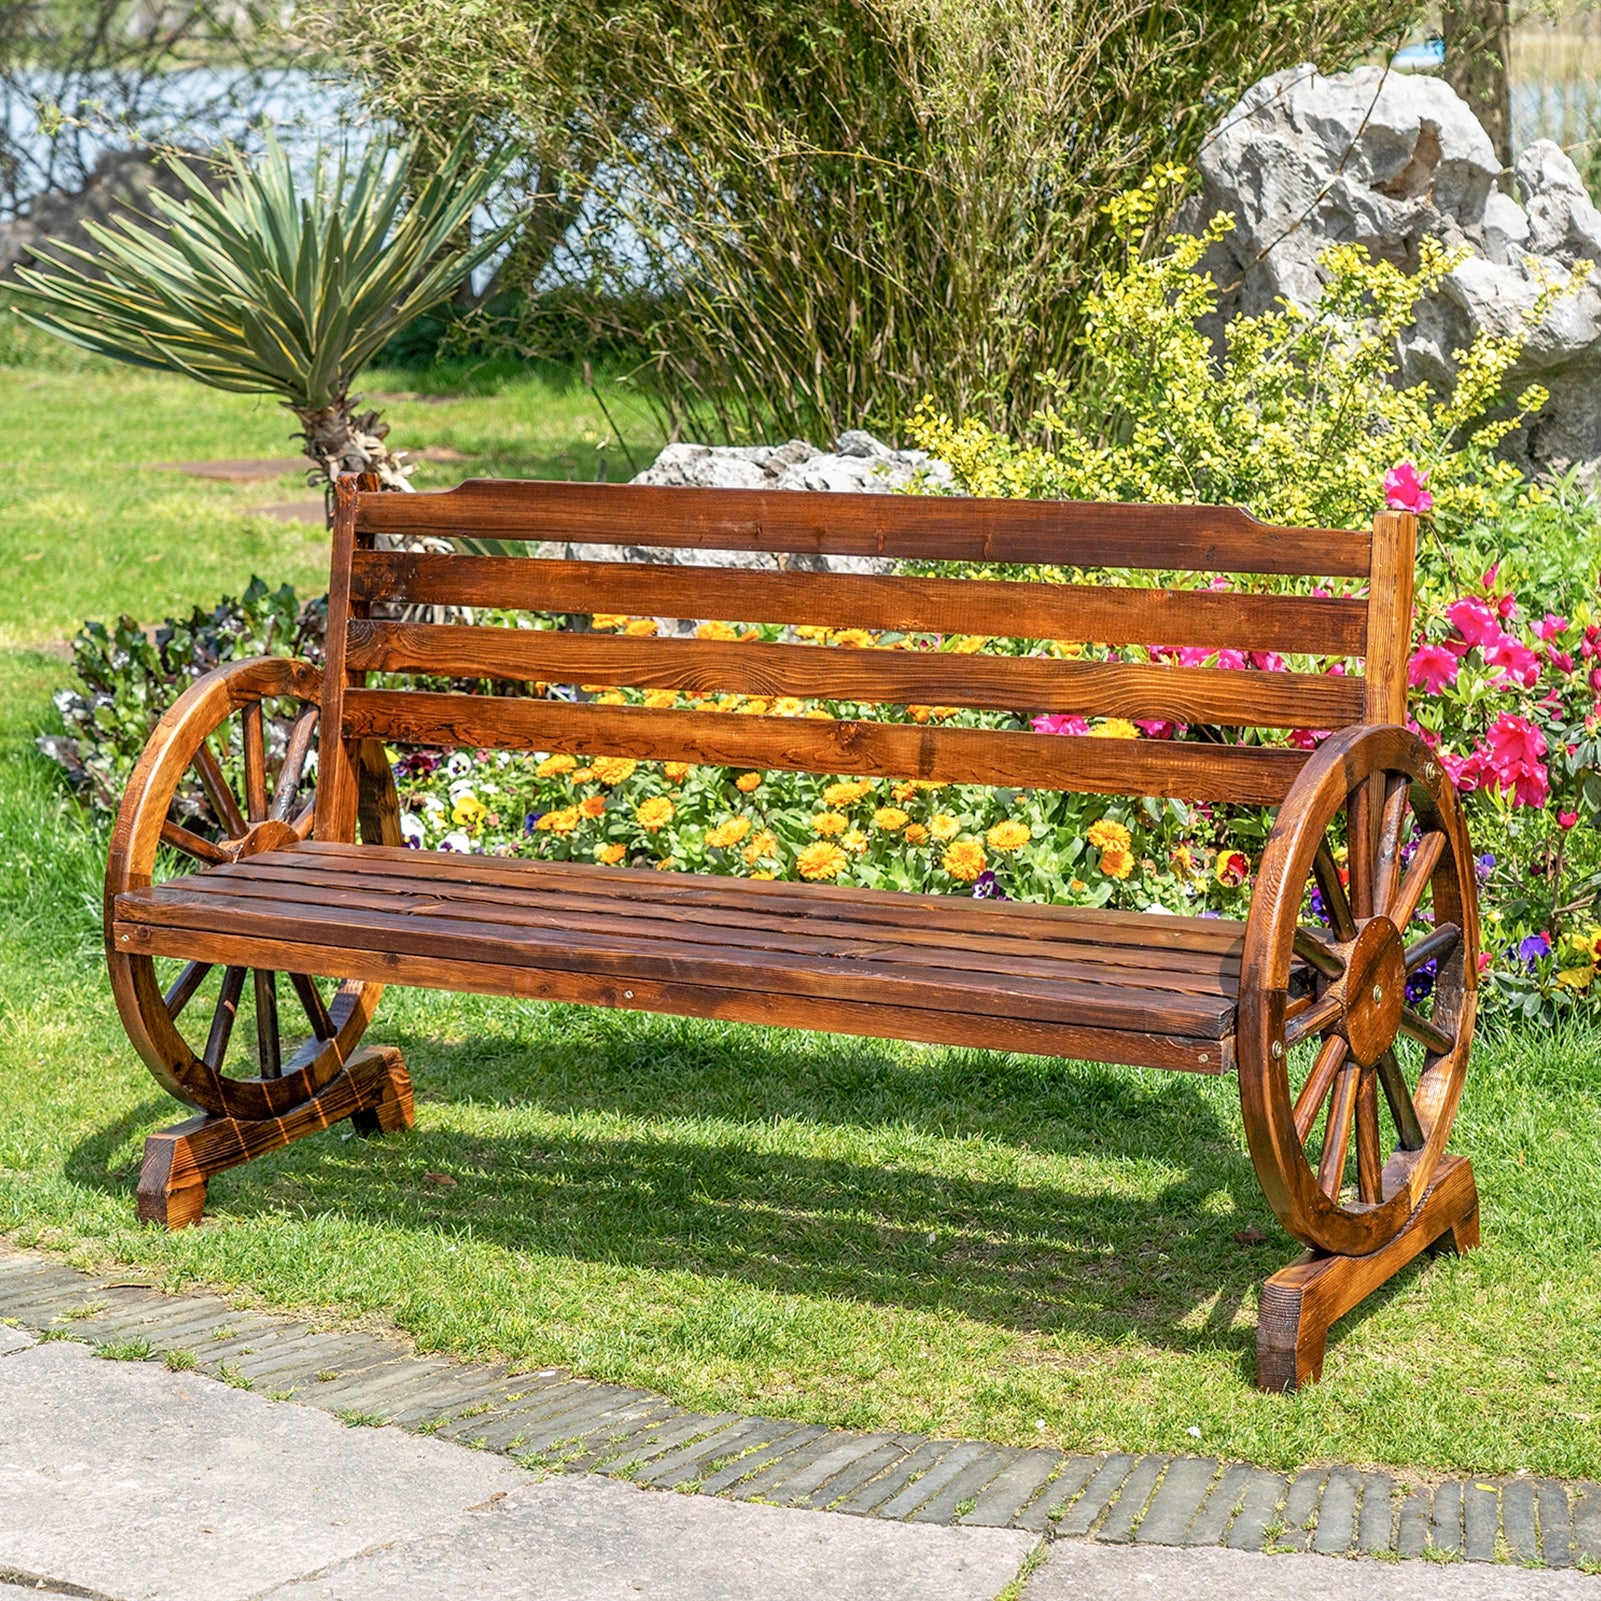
[10,137,518,488]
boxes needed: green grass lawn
[2,355,1599,1482]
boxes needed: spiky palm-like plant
[10,137,517,488]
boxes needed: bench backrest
[313,476,1415,842]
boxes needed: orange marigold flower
[664,762,692,782]
[590,613,627,631]
[739,698,770,716]
[942,840,987,881]
[696,620,741,640]
[891,782,917,803]
[986,819,1030,851]
[908,705,933,724]
[929,812,960,841]
[811,811,848,836]
[592,757,637,785]
[872,806,910,832]
[1099,845,1135,880]
[773,697,806,717]
[536,754,577,778]
[624,617,658,637]
[903,822,929,846]
[743,829,778,864]
[643,689,678,709]
[823,780,872,807]
[797,841,848,880]
[579,794,608,818]
[830,628,873,648]
[842,827,868,854]
[735,771,764,792]
[949,635,988,654]
[571,767,595,783]
[635,796,675,831]
[706,816,753,849]
[1086,818,1131,852]
[801,709,834,720]
[538,807,579,834]
[595,842,626,865]
[596,691,627,705]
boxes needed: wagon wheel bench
[105,475,1480,1392]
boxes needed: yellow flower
[595,842,626,865]
[590,613,627,631]
[928,706,960,720]
[579,794,608,819]
[571,767,595,784]
[914,780,947,792]
[830,628,874,648]
[1069,877,1088,894]
[1089,718,1139,739]
[451,794,487,828]
[950,635,988,654]
[538,807,579,834]
[736,771,764,792]
[802,709,834,721]
[795,624,829,641]
[908,705,934,724]
[536,754,577,778]
[643,689,678,709]
[596,691,627,705]
[739,698,770,716]
[930,812,960,841]
[891,782,917,803]
[842,828,869,854]
[624,617,658,636]
[796,841,848,880]
[1051,640,1085,659]
[706,816,753,849]
[1099,845,1135,880]
[1557,965,1595,990]
[904,822,929,846]
[592,757,638,785]
[751,868,777,879]
[942,840,987,881]
[823,780,872,807]
[1086,818,1132,852]
[635,796,675,831]
[1170,844,1197,876]
[812,811,849,836]
[743,829,778,864]
[872,806,910,832]
[664,762,691,782]
[986,819,1030,851]
[773,697,806,717]
[696,620,741,640]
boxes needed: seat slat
[352,480,1372,577]
[346,622,1364,730]
[118,881,1236,1036]
[340,691,1310,805]
[348,552,1371,657]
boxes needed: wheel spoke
[253,969,281,1079]
[289,971,336,1040]
[163,960,212,1021]
[1348,783,1376,921]
[1371,775,1411,920]
[242,702,269,824]
[203,966,247,1071]
[1294,1034,1347,1143]
[270,708,319,821]
[1319,1062,1360,1198]
[1390,832,1446,930]
[1405,922,1460,973]
[290,798,316,841]
[1294,927,1345,979]
[1400,1006,1455,1056]
[1313,843,1358,941]
[1355,1069,1384,1202]
[159,821,229,866]
[192,738,248,839]
[1285,991,1344,1050]
[1375,1048,1426,1149]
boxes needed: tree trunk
[1442,0,1513,170]
[293,398,414,491]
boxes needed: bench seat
[112,840,1267,1074]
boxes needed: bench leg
[136,1046,414,1229]
[1256,1153,1479,1393]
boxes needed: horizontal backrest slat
[347,621,1364,729]
[349,551,1371,656]
[352,480,1372,577]
[341,690,1312,805]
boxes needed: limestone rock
[1193,65,1601,479]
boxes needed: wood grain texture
[349,551,1372,655]
[345,621,1366,728]
[340,689,1312,804]
[350,479,1374,576]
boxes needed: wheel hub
[1336,917,1405,1067]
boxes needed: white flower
[439,830,474,853]
[420,792,445,816]
[446,751,474,777]
[400,811,427,844]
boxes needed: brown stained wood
[351,479,1374,577]
[1373,775,1411,920]
[314,475,363,846]
[1319,1062,1359,1197]
[242,700,268,823]
[136,1046,414,1228]
[253,967,281,1079]
[1362,512,1416,726]
[341,690,1310,805]
[202,965,246,1072]
[1293,1035,1346,1143]
[160,821,229,866]
[1375,1049,1426,1150]
[345,621,1365,729]
[1400,1007,1455,1056]
[162,959,211,1020]
[1311,843,1357,942]
[1355,1071,1384,1202]
[1256,1154,1479,1391]
[349,550,1372,656]
[1404,922,1460,973]
[289,970,335,1040]
[1391,832,1447,932]
[114,920,1233,1076]
[271,707,318,821]
[192,738,247,839]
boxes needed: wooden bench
[106,474,1481,1391]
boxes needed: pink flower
[1487,713,1547,771]
[1504,763,1550,808]
[1445,597,1504,649]
[1288,729,1328,750]
[1247,650,1286,672]
[1134,719,1179,739]
[1440,748,1492,793]
[1408,644,1459,694]
[1547,648,1575,674]
[1032,713,1088,736]
[1384,462,1435,514]
[1560,811,1580,830]
[1483,635,1541,688]
[1535,614,1569,641]
[1495,592,1518,621]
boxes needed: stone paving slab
[260,1474,1036,1600]
[4,1246,1600,1570]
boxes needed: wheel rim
[1240,727,1478,1257]
[106,660,381,1121]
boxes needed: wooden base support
[136,1046,415,1229]
[1256,1153,1479,1393]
